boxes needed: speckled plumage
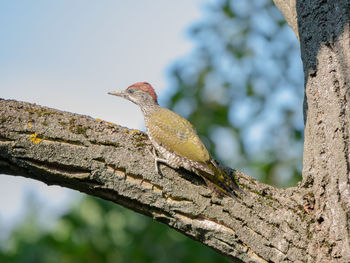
[109,82,237,197]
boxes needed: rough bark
[297,0,350,262]
[0,99,311,262]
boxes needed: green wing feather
[201,161,239,198]
[147,108,210,163]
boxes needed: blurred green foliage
[165,0,303,187]
[0,196,231,263]
[0,0,303,262]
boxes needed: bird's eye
[128,89,134,94]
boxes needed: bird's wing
[147,108,239,198]
[146,108,210,163]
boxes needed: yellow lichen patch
[97,118,119,126]
[130,129,141,135]
[28,122,32,128]
[105,120,118,126]
[29,133,42,144]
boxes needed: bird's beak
[108,90,135,104]
[108,91,124,97]
[108,90,131,100]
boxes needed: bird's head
[108,82,158,106]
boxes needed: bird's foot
[147,147,167,176]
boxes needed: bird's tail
[198,160,240,198]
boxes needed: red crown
[127,82,158,102]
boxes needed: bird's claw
[147,147,160,174]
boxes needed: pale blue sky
[0,0,205,235]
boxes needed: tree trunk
[1,1,350,262]
[296,0,350,261]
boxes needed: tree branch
[0,99,311,262]
[273,0,299,40]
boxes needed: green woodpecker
[108,82,237,197]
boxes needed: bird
[108,82,238,198]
